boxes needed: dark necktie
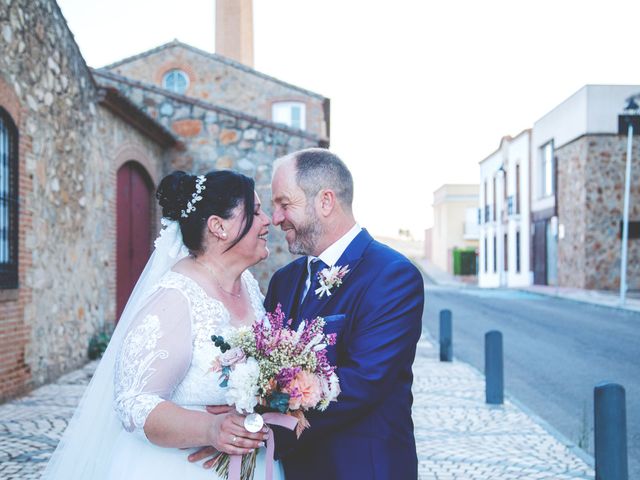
[297,259,328,324]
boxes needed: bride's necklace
[194,259,242,299]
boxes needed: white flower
[315,264,350,299]
[225,357,260,413]
[320,372,341,403]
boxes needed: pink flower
[284,370,323,410]
[220,347,246,367]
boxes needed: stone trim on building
[152,59,198,97]
[0,75,33,401]
[101,40,326,100]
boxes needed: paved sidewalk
[518,284,640,314]
[0,338,594,479]
[414,255,640,314]
[413,337,594,479]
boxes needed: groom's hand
[205,405,234,415]
[188,446,219,469]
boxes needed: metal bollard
[594,383,628,480]
[439,309,452,362]
[485,330,503,405]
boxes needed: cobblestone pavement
[413,338,595,480]
[0,362,96,479]
[0,339,595,479]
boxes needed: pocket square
[323,314,346,323]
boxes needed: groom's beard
[287,204,323,256]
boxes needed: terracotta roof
[92,69,327,144]
[100,39,326,100]
[96,86,182,149]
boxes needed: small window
[162,69,189,95]
[272,102,306,130]
[619,221,640,239]
[540,141,555,198]
[0,107,19,289]
[493,235,497,273]
[516,231,521,273]
[484,238,488,273]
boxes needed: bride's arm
[113,288,267,454]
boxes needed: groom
[265,148,424,479]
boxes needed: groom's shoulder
[364,237,421,278]
[272,256,306,279]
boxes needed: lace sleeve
[113,287,192,440]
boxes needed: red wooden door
[116,162,152,321]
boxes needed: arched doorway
[116,161,153,321]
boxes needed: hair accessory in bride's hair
[180,175,207,218]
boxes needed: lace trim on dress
[114,314,168,432]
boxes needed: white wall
[506,132,532,287]
[479,132,532,288]
[479,146,504,288]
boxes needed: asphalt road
[421,284,640,479]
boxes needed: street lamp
[620,96,638,305]
[497,164,506,287]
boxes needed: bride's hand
[207,412,269,455]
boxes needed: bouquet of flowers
[210,304,341,479]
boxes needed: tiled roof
[100,39,326,100]
[92,69,326,143]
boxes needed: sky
[57,0,640,238]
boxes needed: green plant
[88,329,112,360]
[577,400,591,450]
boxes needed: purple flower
[276,366,302,389]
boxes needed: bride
[42,170,284,479]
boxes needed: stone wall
[103,42,329,139]
[557,135,640,290]
[0,0,167,399]
[95,70,321,288]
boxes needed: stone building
[478,131,532,288]
[531,85,640,290]
[0,0,329,400]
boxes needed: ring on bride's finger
[232,435,237,444]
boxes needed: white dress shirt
[302,223,362,299]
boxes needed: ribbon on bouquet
[228,412,298,480]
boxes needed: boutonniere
[315,265,350,299]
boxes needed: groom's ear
[317,189,337,217]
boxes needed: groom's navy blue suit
[264,229,424,480]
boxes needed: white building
[479,130,532,288]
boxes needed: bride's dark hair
[156,170,255,253]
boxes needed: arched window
[272,101,306,130]
[0,107,18,289]
[162,69,189,95]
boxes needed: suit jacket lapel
[300,229,373,320]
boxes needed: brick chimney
[215,0,254,67]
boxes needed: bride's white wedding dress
[107,269,284,480]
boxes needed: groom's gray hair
[277,148,354,208]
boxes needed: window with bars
[0,108,18,289]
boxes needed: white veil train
[42,219,189,479]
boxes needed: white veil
[42,219,190,479]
